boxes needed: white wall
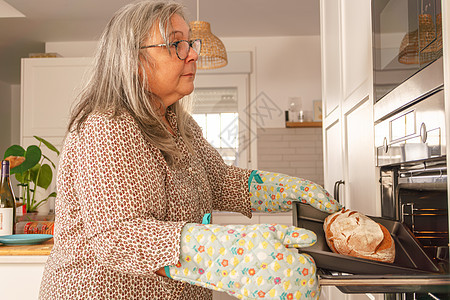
[0,80,12,155]
[46,35,322,129]
[223,36,322,128]
[11,85,20,146]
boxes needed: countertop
[0,239,53,256]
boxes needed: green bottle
[0,160,16,236]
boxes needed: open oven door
[293,202,450,295]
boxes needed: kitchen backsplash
[256,127,324,186]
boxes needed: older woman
[39,1,340,299]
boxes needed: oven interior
[381,159,449,274]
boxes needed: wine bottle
[0,160,16,236]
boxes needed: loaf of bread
[4,155,25,169]
[323,209,395,263]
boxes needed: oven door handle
[318,274,450,294]
[318,275,450,287]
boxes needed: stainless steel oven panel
[374,57,443,123]
[375,89,446,166]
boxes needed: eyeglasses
[140,39,202,60]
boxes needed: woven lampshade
[398,14,442,65]
[190,20,228,69]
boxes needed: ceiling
[0,0,320,85]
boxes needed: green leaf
[4,145,25,158]
[36,164,53,189]
[15,172,27,184]
[29,164,41,182]
[47,192,57,198]
[42,153,56,169]
[8,145,41,175]
[34,136,60,156]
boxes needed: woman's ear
[138,52,153,90]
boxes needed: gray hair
[68,0,194,166]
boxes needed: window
[192,87,239,166]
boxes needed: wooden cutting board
[0,239,53,256]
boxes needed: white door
[193,74,253,169]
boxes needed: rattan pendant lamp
[190,0,228,69]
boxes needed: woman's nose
[185,45,199,62]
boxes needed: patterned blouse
[39,109,252,299]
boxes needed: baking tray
[293,202,441,275]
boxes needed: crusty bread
[323,209,395,263]
[4,156,25,169]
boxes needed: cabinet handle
[333,180,345,203]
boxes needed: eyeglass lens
[176,40,201,60]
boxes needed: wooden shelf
[286,121,322,128]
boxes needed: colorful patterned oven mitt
[165,223,319,299]
[249,170,341,214]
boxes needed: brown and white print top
[39,109,252,299]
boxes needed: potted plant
[3,136,59,213]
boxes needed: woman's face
[141,14,198,110]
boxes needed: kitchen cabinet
[21,57,93,139]
[0,241,52,300]
[21,57,93,212]
[320,0,381,299]
[320,0,379,215]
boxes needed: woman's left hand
[249,170,342,214]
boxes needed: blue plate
[0,234,53,245]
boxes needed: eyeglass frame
[140,39,202,60]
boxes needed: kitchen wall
[11,85,20,147]
[0,81,12,155]
[221,36,322,129]
[257,127,324,186]
[0,83,20,156]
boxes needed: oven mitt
[249,170,341,214]
[166,223,319,299]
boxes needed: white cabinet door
[320,0,377,213]
[21,57,93,213]
[323,117,344,205]
[320,0,342,118]
[21,57,93,139]
[0,256,47,300]
[341,0,372,101]
[343,97,378,215]
[320,0,379,297]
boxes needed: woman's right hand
[155,267,167,277]
[166,223,320,299]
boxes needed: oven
[375,82,449,298]
[373,8,448,296]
